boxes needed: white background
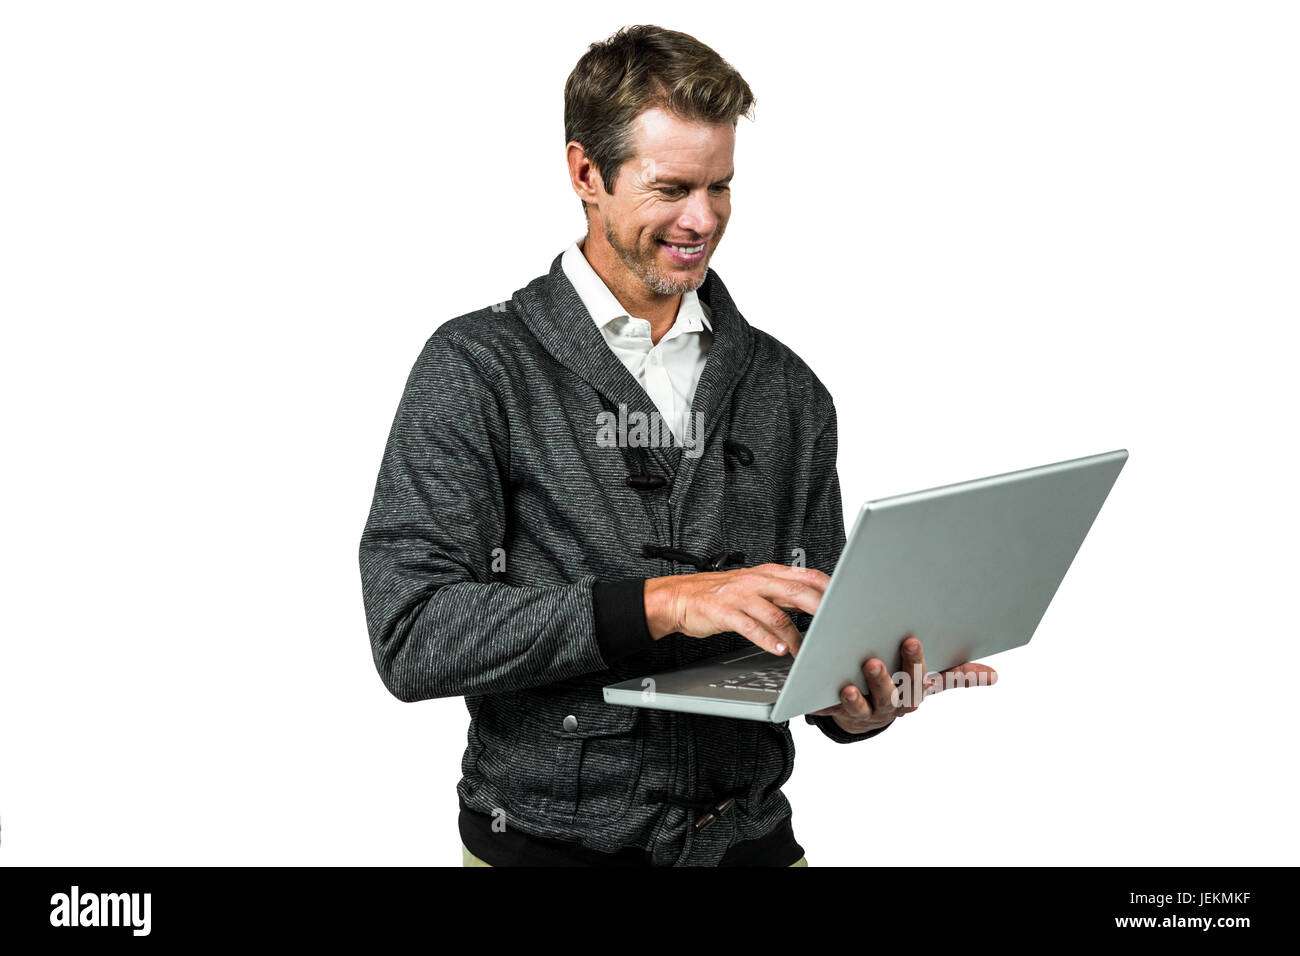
[2,1,1296,866]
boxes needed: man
[358,24,995,867]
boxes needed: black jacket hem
[459,799,805,867]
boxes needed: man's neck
[579,237,681,345]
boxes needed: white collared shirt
[561,238,712,442]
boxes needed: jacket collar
[513,251,755,459]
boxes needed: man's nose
[677,189,719,236]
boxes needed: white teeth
[667,243,704,255]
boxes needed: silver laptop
[603,449,1128,722]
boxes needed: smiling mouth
[656,239,707,259]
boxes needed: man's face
[594,108,734,296]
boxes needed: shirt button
[562,715,579,732]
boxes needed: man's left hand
[809,635,998,735]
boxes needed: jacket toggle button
[706,551,741,571]
[694,795,737,830]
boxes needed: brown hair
[564,25,756,220]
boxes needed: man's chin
[644,260,709,295]
[646,274,704,296]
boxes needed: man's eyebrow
[649,170,735,187]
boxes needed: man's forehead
[630,109,733,151]
[628,109,735,183]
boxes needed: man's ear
[567,142,604,205]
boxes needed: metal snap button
[562,714,579,732]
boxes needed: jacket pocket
[549,702,643,823]
[504,681,647,822]
[506,692,644,824]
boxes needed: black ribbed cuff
[592,578,655,665]
[804,713,894,743]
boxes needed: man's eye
[658,186,728,198]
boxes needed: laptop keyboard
[709,665,790,694]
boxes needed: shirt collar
[561,238,713,336]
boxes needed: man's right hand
[643,564,830,657]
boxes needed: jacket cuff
[592,578,655,665]
[804,713,894,743]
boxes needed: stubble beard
[603,213,717,296]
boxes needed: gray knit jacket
[358,251,889,866]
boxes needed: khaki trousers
[462,843,808,867]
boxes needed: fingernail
[868,662,881,676]
[845,687,857,700]
[775,643,786,654]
